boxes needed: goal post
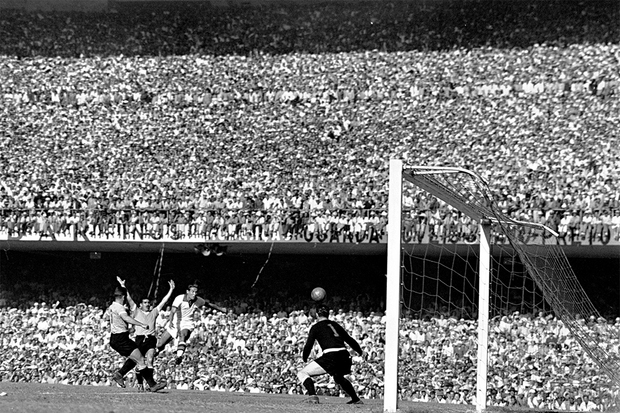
[385,159,495,412]
[384,159,618,413]
[476,221,491,413]
[384,159,403,413]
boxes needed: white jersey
[170,294,205,331]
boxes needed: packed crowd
[0,298,617,410]
[0,0,618,409]
[0,0,619,246]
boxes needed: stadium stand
[0,0,619,408]
[0,301,617,410]
[0,0,619,246]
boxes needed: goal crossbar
[403,166,558,237]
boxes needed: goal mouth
[384,160,619,412]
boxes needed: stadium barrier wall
[0,245,618,315]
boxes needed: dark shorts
[315,350,353,376]
[135,335,157,355]
[110,332,138,357]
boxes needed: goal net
[384,160,619,412]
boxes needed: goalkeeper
[297,305,364,405]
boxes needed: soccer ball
[311,287,326,302]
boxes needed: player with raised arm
[297,305,364,405]
[156,281,226,365]
[106,279,166,392]
[123,278,176,392]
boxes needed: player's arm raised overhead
[117,277,138,314]
[155,280,176,313]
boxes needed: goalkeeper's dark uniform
[297,305,364,405]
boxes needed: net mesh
[401,243,549,320]
[400,166,620,403]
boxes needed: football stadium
[0,0,619,412]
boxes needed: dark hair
[113,287,126,297]
[317,305,329,318]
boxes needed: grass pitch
[0,382,481,413]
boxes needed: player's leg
[128,348,147,370]
[135,350,156,391]
[145,347,156,368]
[137,334,157,369]
[297,361,326,403]
[112,358,134,388]
[175,328,192,364]
[112,348,145,388]
[134,335,146,391]
[141,335,166,392]
[132,348,166,392]
[333,374,363,404]
[156,330,173,353]
[136,335,159,391]
[110,333,145,388]
[130,349,146,391]
[135,371,145,391]
[136,364,165,392]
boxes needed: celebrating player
[297,305,364,405]
[106,282,166,392]
[125,278,176,391]
[156,281,226,364]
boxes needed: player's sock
[176,342,186,358]
[140,368,157,387]
[302,378,316,396]
[175,343,186,364]
[118,359,137,377]
[334,376,359,401]
[136,370,144,385]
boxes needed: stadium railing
[0,207,618,246]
